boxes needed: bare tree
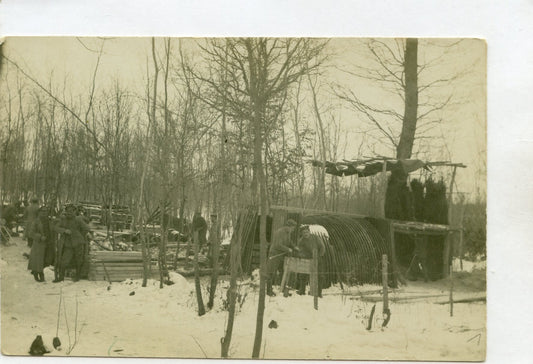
[192,37,326,357]
[336,38,469,159]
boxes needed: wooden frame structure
[389,220,460,281]
[309,157,466,280]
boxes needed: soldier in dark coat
[24,198,40,247]
[296,225,326,296]
[53,204,91,282]
[207,214,220,266]
[27,206,52,282]
[192,211,208,250]
[44,213,60,268]
[266,219,297,296]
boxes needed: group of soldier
[15,199,92,283]
[4,199,322,292]
[266,219,326,297]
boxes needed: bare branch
[1,54,107,151]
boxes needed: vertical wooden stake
[388,221,402,286]
[459,228,464,271]
[380,160,388,218]
[443,233,451,278]
[449,259,454,317]
[382,254,389,313]
[312,248,319,310]
[447,166,457,224]
[445,165,458,278]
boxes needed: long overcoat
[27,218,50,273]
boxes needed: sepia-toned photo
[0,37,486,361]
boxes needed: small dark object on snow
[22,252,29,259]
[29,335,49,356]
[107,286,111,291]
[52,337,61,350]
[164,279,175,286]
[129,291,135,296]
[366,304,376,331]
[268,320,278,329]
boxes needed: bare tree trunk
[193,230,206,316]
[221,210,244,358]
[158,198,167,288]
[139,37,160,287]
[252,75,268,359]
[207,218,221,309]
[396,38,418,159]
[308,74,328,210]
[157,38,172,289]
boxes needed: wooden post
[312,248,319,310]
[459,228,464,271]
[449,258,454,317]
[447,166,458,225]
[388,221,403,286]
[380,160,388,218]
[443,233,451,278]
[280,257,290,293]
[444,165,458,278]
[382,254,389,313]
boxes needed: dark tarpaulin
[311,159,428,177]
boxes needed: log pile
[88,251,159,282]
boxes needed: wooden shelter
[309,157,466,282]
[226,158,466,287]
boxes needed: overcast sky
[2,36,486,198]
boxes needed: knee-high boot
[53,267,64,283]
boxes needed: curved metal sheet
[302,214,388,286]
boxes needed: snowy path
[1,237,485,360]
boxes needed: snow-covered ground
[1,236,485,360]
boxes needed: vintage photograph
[0,37,486,360]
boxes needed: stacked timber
[88,251,159,282]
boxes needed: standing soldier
[266,219,297,297]
[295,225,326,296]
[24,198,40,247]
[53,204,92,283]
[192,211,208,253]
[27,206,52,282]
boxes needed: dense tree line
[0,37,484,244]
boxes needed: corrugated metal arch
[302,215,390,286]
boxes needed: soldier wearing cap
[296,225,326,296]
[266,219,298,296]
[24,198,40,247]
[53,204,92,282]
[27,206,52,282]
[192,211,208,251]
